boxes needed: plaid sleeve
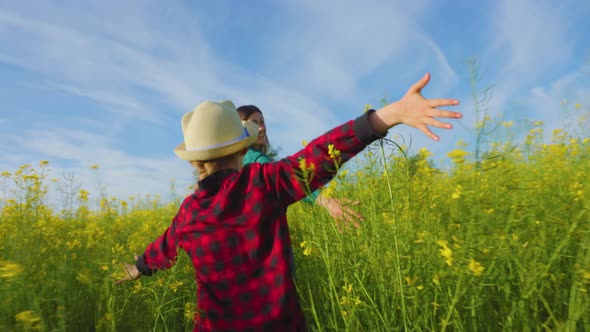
[136,215,182,276]
[260,110,383,205]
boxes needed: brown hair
[236,105,270,154]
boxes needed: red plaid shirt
[136,111,382,331]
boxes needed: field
[1,126,589,331]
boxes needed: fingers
[116,261,141,285]
[407,73,430,94]
[427,98,460,108]
[344,207,364,221]
[422,116,454,130]
[332,206,364,231]
[426,109,463,119]
[418,125,439,141]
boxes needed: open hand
[375,73,462,141]
[316,196,364,231]
[116,255,142,284]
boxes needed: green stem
[378,140,408,331]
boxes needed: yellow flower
[15,310,41,323]
[404,275,418,286]
[132,281,142,294]
[184,302,196,321]
[66,239,81,250]
[455,139,469,148]
[301,139,308,147]
[448,149,469,163]
[298,158,315,173]
[418,147,432,158]
[451,185,463,199]
[502,120,514,128]
[170,280,184,292]
[78,189,90,202]
[0,261,23,279]
[343,283,353,294]
[432,273,441,286]
[90,164,100,170]
[353,296,362,305]
[574,103,582,109]
[437,240,453,266]
[298,158,316,185]
[303,247,312,256]
[328,143,341,160]
[468,259,485,276]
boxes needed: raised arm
[256,73,461,206]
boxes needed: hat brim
[174,121,259,161]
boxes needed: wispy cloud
[482,0,585,111]
[0,1,357,199]
[261,0,457,101]
[5,126,193,199]
[1,0,587,202]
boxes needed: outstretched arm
[116,215,183,284]
[258,73,461,206]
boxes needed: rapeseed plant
[0,121,588,331]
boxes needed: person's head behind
[174,100,258,181]
[236,105,270,154]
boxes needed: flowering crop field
[1,129,589,331]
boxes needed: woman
[236,104,364,227]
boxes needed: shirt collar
[196,168,238,193]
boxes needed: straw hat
[174,100,258,161]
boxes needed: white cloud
[0,1,348,199]
[4,126,194,202]
[483,0,581,111]
[51,84,161,123]
[524,65,590,135]
[2,0,586,204]
[0,1,345,137]
[260,0,457,101]
[495,1,571,74]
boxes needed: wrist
[371,101,403,133]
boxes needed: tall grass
[0,126,589,331]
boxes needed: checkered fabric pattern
[136,110,382,331]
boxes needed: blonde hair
[190,152,243,188]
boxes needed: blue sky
[1,0,589,203]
